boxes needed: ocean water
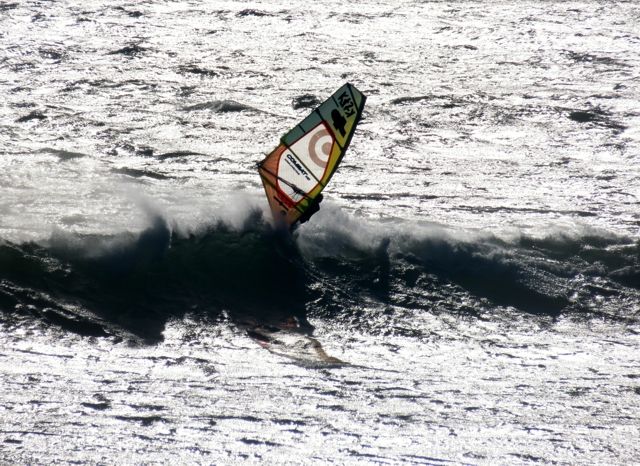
[1,1,639,464]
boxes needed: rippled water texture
[1,1,639,464]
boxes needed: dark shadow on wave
[402,234,639,319]
[411,236,570,317]
[0,212,315,343]
[304,231,640,323]
[451,272,568,317]
[2,216,638,341]
[88,216,172,275]
[519,234,640,291]
[309,235,570,320]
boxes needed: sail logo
[331,109,347,137]
[285,153,311,181]
[331,92,356,137]
[338,91,356,117]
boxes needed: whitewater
[1,1,639,464]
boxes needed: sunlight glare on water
[1,1,639,464]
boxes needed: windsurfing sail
[257,83,367,229]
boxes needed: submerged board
[257,83,366,229]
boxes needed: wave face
[2,207,638,343]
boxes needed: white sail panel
[286,122,335,183]
[276,147,317,202]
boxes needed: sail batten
[258,83,366,229]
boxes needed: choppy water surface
[1,1,639,464]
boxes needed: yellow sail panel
[258,83,366,229]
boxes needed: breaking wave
[0,205,638,343]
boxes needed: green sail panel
[258,83,366,228]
